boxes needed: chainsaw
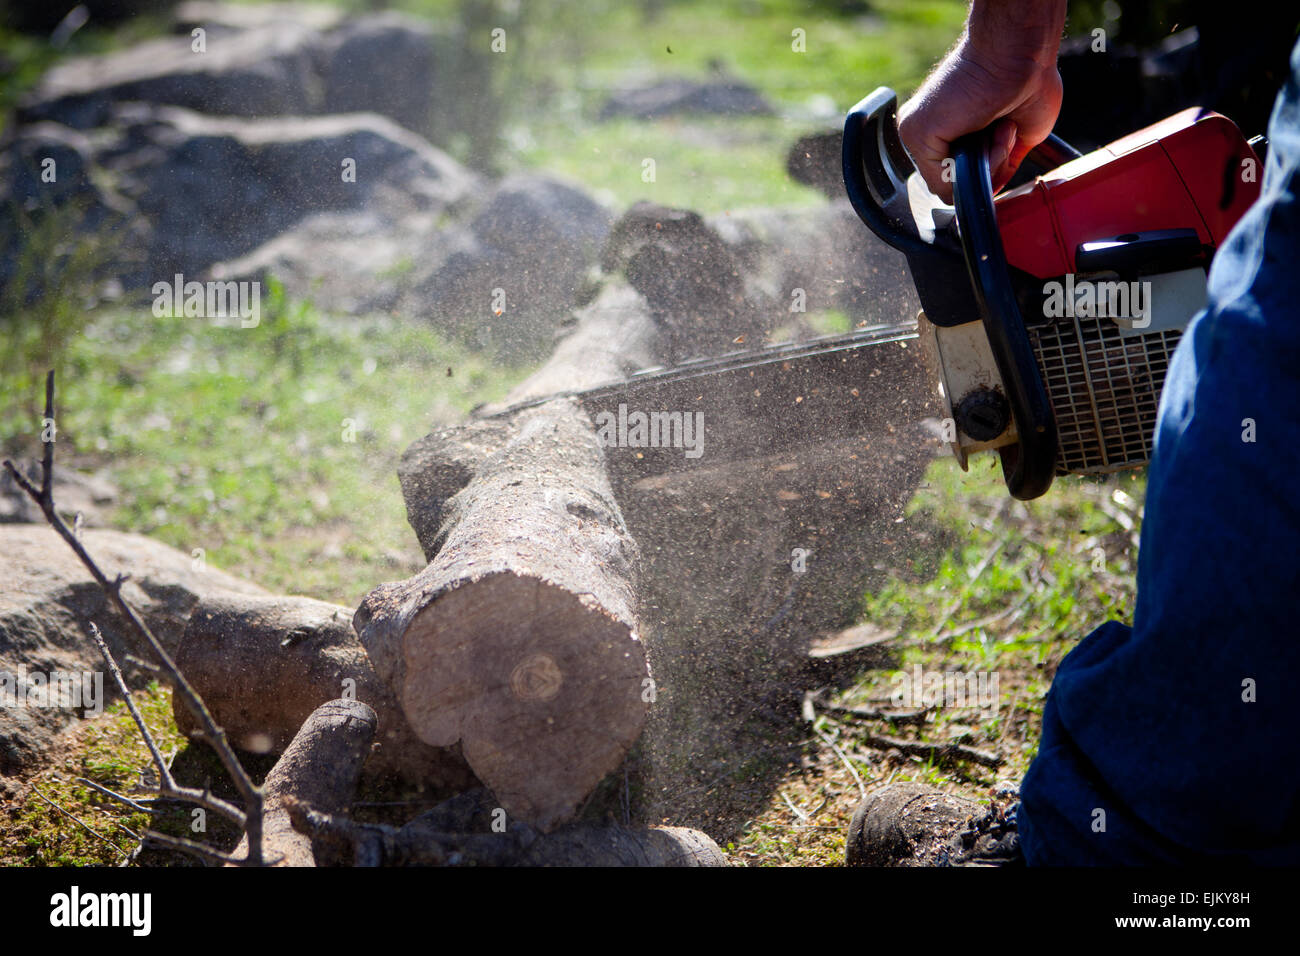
[842,86,1262,499]
[499,89,1260,499]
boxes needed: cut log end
[399,572,648,831]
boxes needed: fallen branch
[3,371,265,862]
[171,594,472,789]
[286,798,726,867]
[231,699,376,867]
[812,698,931,727]
[853,734,1002,769]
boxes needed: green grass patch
[1,280,526,606]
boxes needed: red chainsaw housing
[994,108,1262,278]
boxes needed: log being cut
[357,204,936,837]
[355,282,661,832]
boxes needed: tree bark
[232,699,376,867]
[172,593,474,790]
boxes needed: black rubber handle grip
[951,131,1058,500]
[841,87,931,258]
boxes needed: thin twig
[854,733,1002,769]
[76,777,156,815]
[86,622,247,828]
[31,785,128,856]
[3,371,263,861]
[141,831,269,867]
[86,622,170,788]
[923,595,1031,646]
[815,728,868,800]
[780,790,810,822]
[812,696,930,726]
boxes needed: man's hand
[898,0,1066,203]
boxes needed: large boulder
[213,171,613,360]
[18,24,323,131]
[87,104,480,282]
[0,525,265,779]
[0,122,134,298]
[171,0,344,35]
[317,12,440,134]
[404,174,613,360]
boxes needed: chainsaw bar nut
[956,388,1011,442]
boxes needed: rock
[19,10,444,137]
[95,104,479,281]
[317,13,440,134]
[404,174,613,361]
[209,207,452,316]
[2,103,609,346]
[0,123,100,211]
[0,122,131,298]
[18,24,323,130]
[172,0,344,35]
[0,460,118,527]
[599,75,774,120]
[0,525,266,779]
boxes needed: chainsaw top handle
[842,87,1078,500]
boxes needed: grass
[0,280,525,606]
[0,0,1147,866]
[733,456,1146,865]
[496,0,967,211]
[2,683,183,866]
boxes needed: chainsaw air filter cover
[1029,318,1182,475]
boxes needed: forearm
[899,0,1067,199]
[964,0,1067,71]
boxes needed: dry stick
[815,728,869,800]
[853,733,1002,769]
[780,790,810,822]
[31,785,129,857]
[812,696,930,726]
[140,831,259,867]
[2,371,263,863]
[86,622,245,828]
[924,596,1031,646]
[75,777,155,815]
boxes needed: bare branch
[32,785,130,856]
[141,831,277,867]
[75,777,156,815]
[3,370,265,862]
[87,622,172,790]
[853,734,1003,769]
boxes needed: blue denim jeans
[1019,39,1300,865]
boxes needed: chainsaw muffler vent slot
[1029,318,1180,475]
